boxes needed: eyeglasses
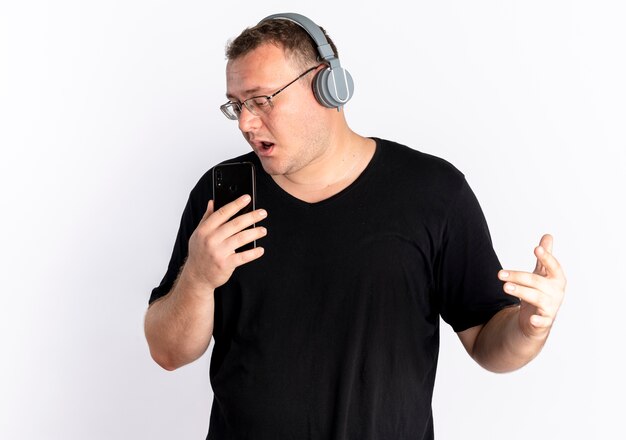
[220,65,320,120]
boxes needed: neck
[272,128,376,203]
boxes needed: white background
[1,1,624,439]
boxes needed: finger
[200,200,215,222]
[499,270,548,291]
[502,282,546,309]
[534,245,565,281]
[224,226,268,252]
[210,195,253,226]
[227,246,265,267]
[529,314,553,329]
[534,234,553,275]
[215,208,267,243]
[533,254,544,276]
[540,234,554,254]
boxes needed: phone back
[212,162,257,251]
[213,161,256,213]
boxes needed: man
[145,13,566,440]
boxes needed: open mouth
[260,141,274,151]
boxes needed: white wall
[1,1,624,439]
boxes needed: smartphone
[212,161,257,251]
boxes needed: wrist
[176,263,216,299]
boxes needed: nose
[237,105,262,133]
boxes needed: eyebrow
[226,86,276,101]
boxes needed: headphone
[259,12,354,110]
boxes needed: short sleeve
[148,173,212,304]
[148,198,194,304]
[436,179,519,332]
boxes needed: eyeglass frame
[220,64,322,120]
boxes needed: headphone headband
[257,12,354,109]
[259,13,337,67]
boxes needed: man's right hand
[182,194,267,291]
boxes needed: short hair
[225,18,339,70]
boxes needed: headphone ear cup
[313,66,354,109]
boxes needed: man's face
[225,43,331,177]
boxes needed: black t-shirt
[150,138,518,440]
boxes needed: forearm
[144,266,215,371]
[471,305,548,373]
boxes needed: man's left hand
[498,234,567,340]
